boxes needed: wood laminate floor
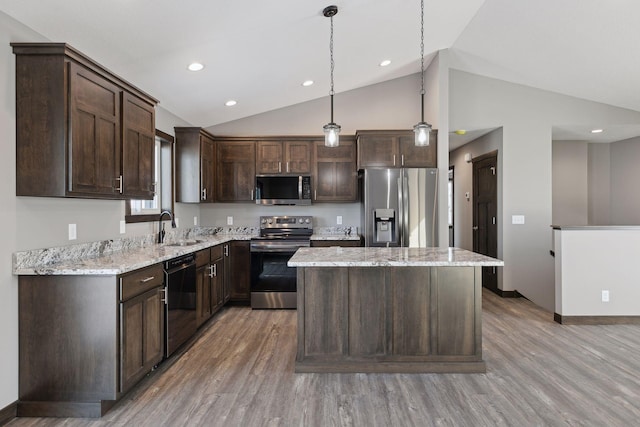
[8,291,640,427]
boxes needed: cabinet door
[200,135,215,202]
[122,92,156,199]
[256,141,283,174]
[285,141,312,174]
[398,131,437,168]
[229,241,251,301]
[357,134,398,168]
[211,256,225,314]
[120,286,163,393]
[314,140,357,202]
[69,62,122,197]
[196,264,212,327]
[217,142,256,202]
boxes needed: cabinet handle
[224,245,229,256]
[401,154,405,166]
[151,181,157,195]
[213,264,217,277]
[286,162,290,173]
[314,189,317,200]
[202,188,207,201]
[114,175,123,194]
[251,189,254,200]
[140,276,155,283]
[393,154,396,166]
[278,162,282,173]
[472,226,479,230]
[160,288,167,304]
[208,264,215,278]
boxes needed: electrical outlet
[227,216,233,225]
[512,215,525,225]
[337,215,343,225]
[601,290,610,302]
[68,223,77,240]
[194,216,198,226]
[175,217,180,228]
[119,220,126,234]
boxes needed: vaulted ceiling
[2,0,639,139]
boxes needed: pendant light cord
[420,0,425,121]
[329,13,335,123]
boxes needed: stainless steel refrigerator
[360,168,438,247]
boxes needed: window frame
[125,129,175,223]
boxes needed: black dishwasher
[164,253,197,357]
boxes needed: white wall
[588,143,611,225]
[555,228,640,316]
[610,136,640,224]
[448,66,640,311]
[552,141,589,226]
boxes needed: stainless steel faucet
[158,210,177,243]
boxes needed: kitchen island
[288,247,503,374]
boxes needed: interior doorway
[472,151,498,292]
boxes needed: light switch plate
[194,216,198,226]
[175,217,179,228]
[119,220,126,234]
[227,216,233,225]
[68,223,77,240]
[337,215,343,225]
[512,215,525,225]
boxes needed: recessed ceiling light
[591,129,603,133]
[379,60,391,67]
[225,100,237,107]
[187,62,204,72]
[302,80,314,87]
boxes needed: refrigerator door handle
[397,175,404,247]
[403,171,410,247]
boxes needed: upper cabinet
[13,43,158,199]
[256,140,312,175]
[356,130,437,169]
[216,139,256,202]
[175,127,216,203]
[313,137,358,202]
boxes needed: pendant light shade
[414,0,432,146]
[323,5,340,147]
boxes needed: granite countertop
[288,247,504,267]
[13,231,255,276]
[551,225,640,230]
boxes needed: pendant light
[323,5,340,147]
[413,0,432,146]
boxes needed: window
[125,130,174,223]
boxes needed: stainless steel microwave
[255,175,311,205]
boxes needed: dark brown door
[472,153,498,292]
[69,62,121,197]
[229,241,251,301]
[398,131,437,168]
[256,141,283,174]
[122,92,155,199]
[285,141,312,174]
[211,256,225,313]
[357,133,398,168]
[217,142,256,201]
[314,139,357,202]
[200,135,215,202]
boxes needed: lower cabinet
[310,239,362,247]
[18,263,164,418]
[196,245,226,328]
[227,240,251,302]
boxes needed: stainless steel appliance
[163,253,197,357]
[255,175,312,205]
[361,168,438,247]
[250,215,312,309]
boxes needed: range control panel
[259,215,313,229]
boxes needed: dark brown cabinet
[175,127,216,203]
[357,130,437,169]
[196,245,226,328]
[310,239,362,247]
[122,92,156,199]
[18,263,164,418]
[313,137,357,202]
[216,140,256,202]
[256,140,312,174]
[226,241,251,302]
[12,43,158,199]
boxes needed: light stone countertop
[288,247,504,267]
[13,234,254,276]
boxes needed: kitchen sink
[166,239,204,247]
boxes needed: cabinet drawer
[196,248,211,267]
[120,264,164,301]
[211,244,223,260]
[311,239,362,247]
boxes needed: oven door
[250,241,305,309]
